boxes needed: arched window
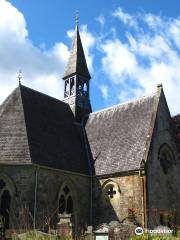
[64,79,70,97]
[159,144,175,174]
[102,180,120,203]
[70,77,75,95]
[58,185,73,214]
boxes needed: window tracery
[102,180,120,202]
[59,185,73,214]
[107,185,116,199]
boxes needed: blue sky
[1,0,180,114]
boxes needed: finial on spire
[157,83,163,89]
[75,10,79,26]
[17,69,22,85]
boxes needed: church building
[0,21,180,238]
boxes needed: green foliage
[128,208,140,226]
[12,231,73,240]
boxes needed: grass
[11,231,73,240]
[10,230,180,240]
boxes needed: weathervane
[75,10,79,26]
[17,69,22,85]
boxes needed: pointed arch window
[70,77,75,96]
[58,185,73,214]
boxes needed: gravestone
[94,224,109,240]
[56,213,72,238]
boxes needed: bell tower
[62,22,92,122]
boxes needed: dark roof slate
[0,87,31,164]
[63,25,91,80]
[86,93,157,176]
[0,85,89,174]
[0,83,160,176]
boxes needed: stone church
[0,22,180,238]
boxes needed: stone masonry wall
[0,165,35,229]
[147,92,180,229]
[0,164,91,234]
[94,174,144,227]
[35,166,91,233]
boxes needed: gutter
[139,166,147,228]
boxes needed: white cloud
[0,0,70,103]
[101,9,180,115]
[80,25,95,73]
[101,39,137,83]
[0,0,28,40]
[100,84,109,100]
[0,0,96,107]
[113,7,138,28]
[169,19,180,48]
[96,15,105,28]
[144,13,163,30]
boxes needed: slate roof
[85,93,157,176]
[0,85,89,175]
[0,87,31,164]
[0,83,160,176]
[63,25,91,80]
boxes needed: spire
[62,18,92,122]
[63,22,91,80]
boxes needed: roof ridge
[19,84,66,105]
[90,91,157,116]
[18,85,33,163]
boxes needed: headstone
[96,236,108,240]
[94,224,109,240]
[56,213,72,238]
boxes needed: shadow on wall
[93,178,120,226]
[83,116,122,227]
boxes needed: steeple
[63,25,91,80]
[62,21,92,122]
